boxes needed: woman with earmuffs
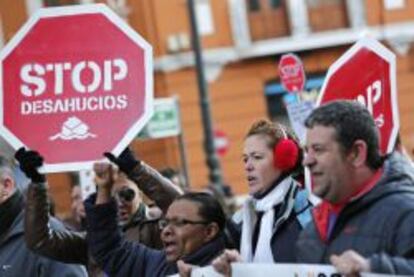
[212,119,313,276]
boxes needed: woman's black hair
[175,192,226,232]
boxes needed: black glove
[14,147,46,183]
[104,147,140,176]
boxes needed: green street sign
[138,97,181,139]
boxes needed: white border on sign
[317,37,399,154]
[0,4,153,173]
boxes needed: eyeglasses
[158,218,209,230]
[117,187,136,202]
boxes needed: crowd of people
[1,100,414,276]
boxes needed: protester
[104,148,183,214]
[18,147,181,274]
[147,167,188,219]
[64,183,86,231]
[394,135,414,167]
[143,195,164,220]
[213,119,312,275]
[296,100,414,275]
[0,154,87,276]
[85,162,227,276]
[112,172,164,248]
[204,182,238,216]
[160,167,187,191]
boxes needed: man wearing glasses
[112,173,164,249]
[85,162,227,277]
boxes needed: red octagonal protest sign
[0,4,153,172]
[317,38,399,155]
[214,129,230,157]
[278,53,306,93]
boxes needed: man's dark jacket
[296,153,414,275]
[122,203,163,249]
[85,198,225,277]
[0,192,87,277]
[24,162,180,265]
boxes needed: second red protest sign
[317,38,399,155]
[279,53,306,93]
[0,4,153,172]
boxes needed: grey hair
[0,156,18,193]
[0,156,15,181]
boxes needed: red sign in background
[318,38,398,155]
[0,5,153,172]
[278,53,306,93]
[214,129,230,156]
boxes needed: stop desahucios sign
[0,4,153,172]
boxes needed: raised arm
[86,162,164,276]
[105,148,183,213]
[15,148,88,265]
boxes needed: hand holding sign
[330,250,370,276]
[104,147,140,176]
[212,249,242,277]
[15,147,46,183]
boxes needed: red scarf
[313,168,383,242]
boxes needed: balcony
[155,0,414,73]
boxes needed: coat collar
[165,234,226,275]
[0,191,24,242]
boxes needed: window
[248,0,261,12]
[306,0,341,8]
[43,0,78,6]
[264,74,325,126]
[269,0,282,9]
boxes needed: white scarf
[240,176,293,263]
